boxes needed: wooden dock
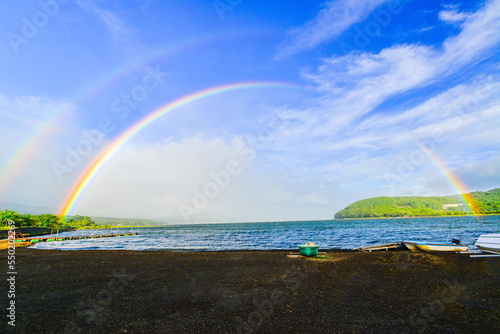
[1,232,138,248]
[354,242,402,252]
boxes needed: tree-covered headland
[0,211,111,230]
[335,188,500,219]
[1,210,163,231]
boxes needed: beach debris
[469,253,500,258]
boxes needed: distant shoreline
[336,213,500,220]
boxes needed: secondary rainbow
[408,135,479,214]
[58,81,305,218]
[0,107,65,195]
[1,28,272,198]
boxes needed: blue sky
[0,0,499,222]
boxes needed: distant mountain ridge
[334,188,500,219]
[0,201,57,215]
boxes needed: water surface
[30,215,499,251]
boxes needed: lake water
[30,215,500,251]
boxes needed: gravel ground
[1,248,499,333]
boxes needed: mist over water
[31,215,500,251]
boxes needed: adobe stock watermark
[178,110,290,223]
[178,143,255,222]
[213,0,243,21]
[6,220,17,327]
[339,0,403,55]
[52,65,167,182]
[7,0,73,54]
[63,268,135,333]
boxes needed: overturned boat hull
[475,234,500,254]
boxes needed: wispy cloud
[0,95,75,149]
[438,9,468,23]
[263,0,500,196]
[275,0,387,60]
[75,0,131,44]
[440,0,500,68]
[303,0,500,128]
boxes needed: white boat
[475,234,500,254]
[415,242,468,252]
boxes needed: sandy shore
[1,248,499,333]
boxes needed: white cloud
[304,44,437,127]
[455,156,500,190]
[261,1,500,200]
[440,0,500,69]
[72,135,351,222]
[356,75,500,134]
[438,9,468,23]
[275,0,387,60]
[4,1,500,221]
[301,0,500,130]
[0,95,73,127]
[0,94,75,163]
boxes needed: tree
[0,210,21,226]
[19,214,37,227]
[65,215,94,229]
[36,214,61,229]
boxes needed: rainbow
[70,28,274,104]
[408,136,479,214]
[0,105,66,195]
[1,28,274,198]
[58,81,305,218]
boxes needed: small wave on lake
[30,215,499,251]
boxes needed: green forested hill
[334,188,500,219]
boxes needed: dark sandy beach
[1,248,499,333]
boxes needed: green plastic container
[299,243,319,257]
[31,239,39,242]
[15,239,23,243]
[47,239,55,242]
[57,238,64,241]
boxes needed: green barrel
[57,238,64,241]
[31,239,39,242]
[47,239,55,242]
[299,244,319,257]
[15,239,23,243]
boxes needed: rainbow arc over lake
[58,81,303,218]
[1,28,272,198]
[409,137,479,215]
